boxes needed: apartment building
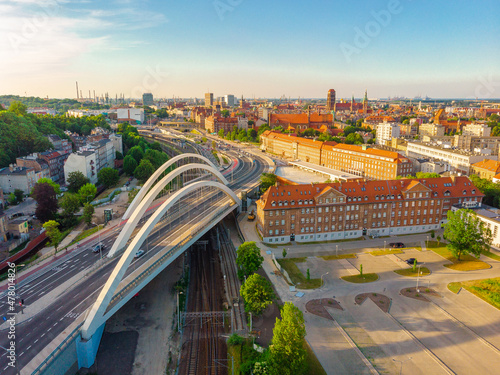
[376,122,400,145]
[470,159,500,181]
[462,123,491,137]
[261,131,413,179]
[256,176,482,244]
[419,123,445,137]
[64,151,98,184]
[406,142,494,175]
[0,166,37,194]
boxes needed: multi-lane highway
[0,145,269,374]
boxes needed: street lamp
[416,262,425,293]
[393,357,412,375]
[320,272,329,288]
[177,291,184,332]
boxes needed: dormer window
[278,201,283,206]
[271,201,276,207]
[375,195,379,200]
[291,200,295,205]
[309,200,313,204]
[472,189,476,194]
[284,201,288,206]
[462,190,467,195]
[298,200,303,205]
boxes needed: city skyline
[0,0,499,99]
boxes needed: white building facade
[64,151,98,184]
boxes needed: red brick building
[256,176,483,244]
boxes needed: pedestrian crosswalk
[65,312,80,319]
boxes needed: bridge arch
[82,180,241,340]
[109,163,228,256]
[123,153,219,220]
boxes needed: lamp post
[416,262,424,293]
[384,240,386,251]
[177,290,184,333]
[320,272,329,289]
[393,357,412,375]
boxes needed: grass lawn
[427,241,491,271]
[277,257,322,289]
[369,248,403,256]
[96,175,128,200]
[70,224,104,246]
[318,254,356,260]
[447,277,500,310]
[341,273,379,283]
[482,250,500,261]
[296,237,365,245]
[394,267,431,277]
[448,282,462,294]
[305,340,327,375]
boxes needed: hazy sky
[1,0,499,99]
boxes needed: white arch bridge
[75,154,242,368]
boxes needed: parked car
[92,243,106,253]
[390,242,405,248]
[406,258,417,265]
[134,250,145,258]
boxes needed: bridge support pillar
[76,323,105,369]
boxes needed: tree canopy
[134,159,155,182]
[98,167,119,188]
[123,155,138,176]
[236,241,264,279]
[32,182,58,223]
[240,273,275,315]
[78,183,97,204]
[268,302,307,375]
[444,208,492,260]
[66,171,89,193]
[43,220,62,254]
[260,173,277,193]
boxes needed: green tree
[123,155,138,176]
[13,189,23,203]
[32,177,60,195]
[221,109,230,118]
[268,302,307,375]
[415,172,441,179]
[236,241,264,279]
[437,235,441,246]
[444,208,492,261]
[8,101,27,116]
[60,193,80,215]
[306,269,310,280]
[115,151,124,160]
[260,173,277,193]
[7,193,16,205]
[43,220,62,254]
[78,183,97,204]
[98,167,119,188]
[134,159,155,182]
[218,129,225,138]
[32,182,58,223]
[240,273,275,315]
[412,259,417,272]
[282,248,287,258]
[66,171,89,193]
[82,203,94,226]
[128,145,144,164]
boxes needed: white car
[134,250,145,258]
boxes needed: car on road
[134,250,145,258]
[406,257,417,265]
[390,242,405,248]
[92,243,106,253]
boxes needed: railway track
[180,242,227,375]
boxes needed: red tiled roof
[258,176,482,210]
[471,159,500,173]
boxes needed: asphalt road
[0,147,268,374]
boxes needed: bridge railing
[31,322,84,375]
[106,202,236,312]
